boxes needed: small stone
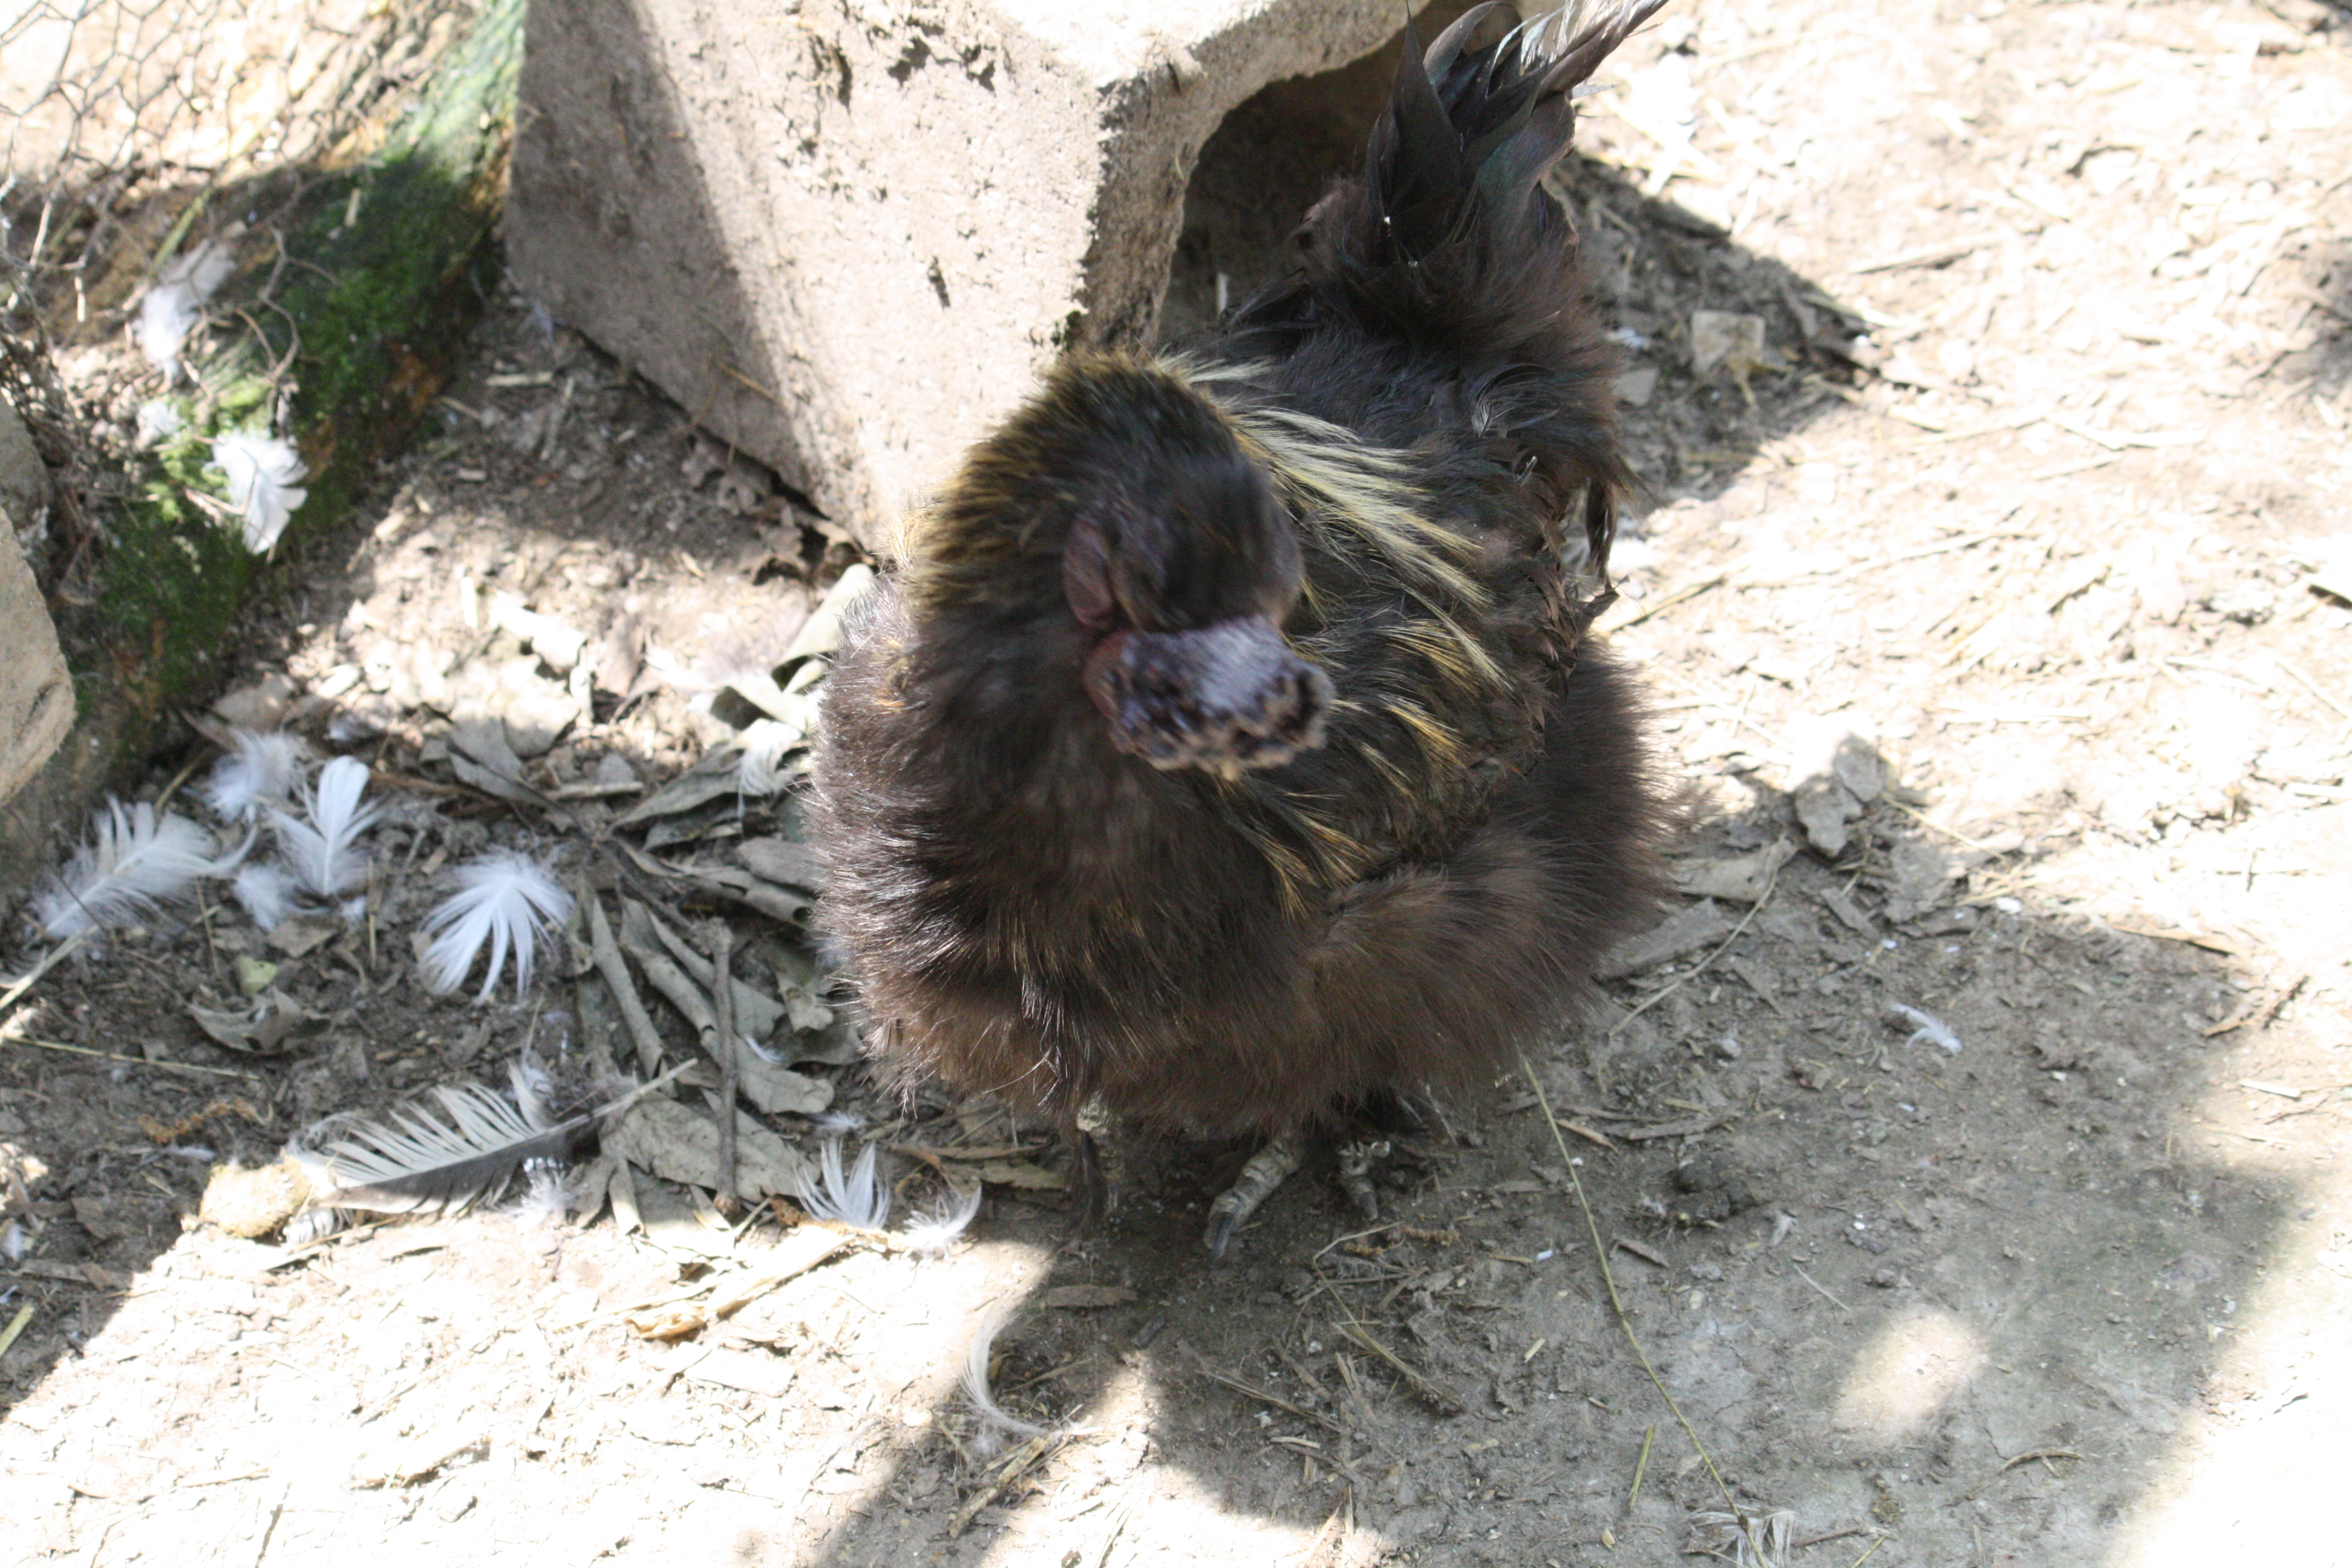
[1613,365,1660,406]
[1690,310,1768,376]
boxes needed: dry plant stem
[1626,1423,1656,1511]
[0,930,90,1015]
[2275,659,2352,725]
[1330,1315,1463,1416]
[949,1434,1057,1537]
[1191,1357,1345,1435]
[1520,1050,1746,1525]
[1610,862,1780,1037]
[1,1025,256,1079]
[1883,798,2002,854]
[706,926,739,1203]
[149,752,207,812]
[0,1304,34,1361]
[584,886,663,1073]
[1607,571,1723,630]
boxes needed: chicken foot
[1204,1129,1307,1258]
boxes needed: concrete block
[508,0,1431,546]
[0,397,70,808]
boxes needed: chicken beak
[1083,615,1333,776]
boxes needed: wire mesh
[1,0,469,327]
[1,0,483,602]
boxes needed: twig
[1794,1266,1851,1313]
[0,930,89,1014]
[1606,572,1724,630]
[1851,235,1999,274]
[1520,1054,1755,1533]
[1955,1448,2085,1503]
[149,750,209,814]
[1609,860,1782,1036]
[704,919,739,1204]
[1191,1356,1346,1435]
[583,885,664,1073]
[1,1024,258,1080]
[949,1433,1057,1537]
[2276,660,2352,724]
[1882,798,2002,854]
[1627,1423,1656,1511]
[0,1302,33,1360]
[1330,1316,1463,1416]
[2025,453,2123,482]
[1738,527,2034,589]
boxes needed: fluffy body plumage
[814,2,1667,1146]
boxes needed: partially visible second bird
[814,0,1671,1250]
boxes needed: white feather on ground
[419,849,573,1002]
[202,729,310,822]
[135,236,236,382]
[210,431,309,554]
[901,1184,983,1255]
[269,756,383,901]
[1889,1004,1962,1054]
[795,1136,891,1229]
[961,1303,1055,1445]
[960,1302,1097,1452]
[230,862,299,931]
[34,799,221,938]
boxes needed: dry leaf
[969,1158,1068,1191]
[604,1096,813,1200]
[1042,1285,1137,1310]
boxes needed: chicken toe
[1204,1129,1308,1258]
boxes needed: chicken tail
[1221,2,1661,601]
[1371,1,1665,259]
[1240,0,1664,352]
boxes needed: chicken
[812,0,1669,1252]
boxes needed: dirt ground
[4,1,2351,1564]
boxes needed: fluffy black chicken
[813,0,1668,1252]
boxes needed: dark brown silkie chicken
[812,0,1670,1252]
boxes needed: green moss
[83,0,524,717]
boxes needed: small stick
[0,930,89,1014]
[949,1433,1056,1537]
[1,1027,257,1080]
[704,919,738,1204]
[1626,1423,1656,1511]
[1955,1447,2087,1503]
[1520,1054,1745,1520]
[584,886,664,1073]
[1794,1266,1851,1313]
[1330,1318,1463,1416]
[1609,860,1782,1037]
[0,1302,33,1360]
[1606,571,1725,630]
[1192,1359,1345,1435]
[2276,659,2352,723]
